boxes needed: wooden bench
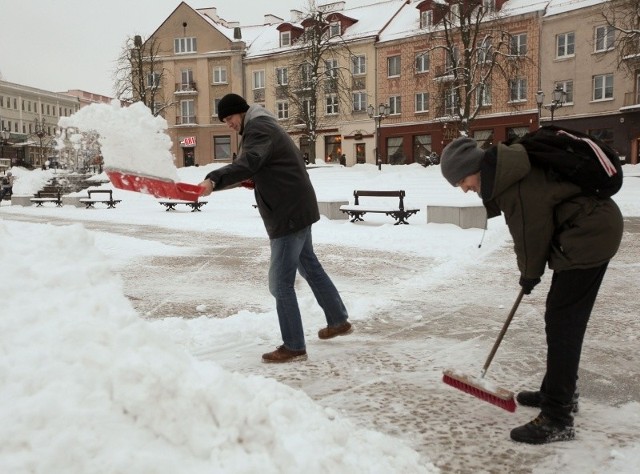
[30,190,62,207]
[79,189,121,209]
[158,199,208,212]
[340,190,420,225]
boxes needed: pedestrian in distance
[440,134,623,444]
[0,171,14,202]
[198,93,352,363]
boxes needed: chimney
[264,14,284,25]
[233,27,242,40]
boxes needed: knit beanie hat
[440,137,485,186]
[217,93,250,122]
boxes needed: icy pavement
[4,213,639,473]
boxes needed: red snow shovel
[442,289,525,412]
[105,168,203,201]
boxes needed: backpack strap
[556,129,617,177]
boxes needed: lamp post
[1,128,10,174]
[367,103,390,170]
[34,118,48,168]
[535,85,567,125]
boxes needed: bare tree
[113,35,171,115]
[601,0,640,75]
[425,1,530,134]
[276,6,355,163]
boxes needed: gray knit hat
[440,137,484,186]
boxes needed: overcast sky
[0,0,376,98]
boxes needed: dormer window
[329,21,341,38]
[483,0,496,13]
[280,31,291,47]
[420,10,433,29]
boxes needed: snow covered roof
[544,0,609,18]
[380,0,550,44]
[244,0,407,59]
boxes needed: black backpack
[507,125,623,198]
[2,177,8,185]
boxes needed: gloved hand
[519,276,541,295]
[240,179,255,190]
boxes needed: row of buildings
[0,83,112,171]
[137,0,639,166]
[2,0,638,172]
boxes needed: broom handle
[480,289,525,378]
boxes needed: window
[588,128,614,148]
[180,69,194,90]
[555,80,574,104]
[213,66,227,84]
[473,130,494,149]
[477,38,493,63]
[483,0,496,12]
[413,135,432,165]
[276,101,289,120]
[276,67,288,85]
[352,92,367,112]
[213,136,231,160]
[415,92,429,113]
[324,135,342,162]
[389,95,401,115]
[449,4,460,23]
[180,100,195,124]
[325,94,339,115]
[446,47,459,72]
[593,74,613,100]
[415,52,429,73]
[595,25,615,52]
[444,88,456,115]
[213,99,220,117]
[174,37,197,54]
[507,127,529,140]
[253,70,265,89]
[509,78,527,101]
[325,59,338,78]
[329,21,341,38]
[280,31,291,47]
[352,55,366,75]
[147,72,160,88]
[510,33,527,56]
[420,10,433,29]
[387,137,405,164]
[301,99,312,121]
[301,63,313,89]
[478,84,492,106]
[387,56,401,77]
[556,32,575,58]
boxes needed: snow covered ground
[1,161,639,473]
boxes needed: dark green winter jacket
[205,105,320,239]
[480,142,623,279]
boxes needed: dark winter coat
[205,105,319,239]
[480,142,623,279]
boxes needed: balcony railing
[623,91,640,107]
[174,82,198,94]
[253,88,265,102]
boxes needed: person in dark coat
[440,136,623,444]
[198,93,352,363]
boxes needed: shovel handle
[480,289,525,377]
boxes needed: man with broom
[439,135,623,444]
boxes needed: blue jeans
[269,225,349,351]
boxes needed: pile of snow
[58,101,179,180]
[0,221,436,473]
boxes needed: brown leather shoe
[318,321,353,340]
[262,345,308,363]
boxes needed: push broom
[442,289,525,412]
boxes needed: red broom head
[442,369,517,413]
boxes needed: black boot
[510,413,575,444]
[516,390,579,413]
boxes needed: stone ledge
[427,204,487,229]
[318,200,348,220]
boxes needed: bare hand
[198,179,214,196]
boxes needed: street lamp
[34,118,49,168]
[367,103,390,169]
[536,85,567,125]
[1,128,10,174]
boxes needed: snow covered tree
[423,0,532,134]
[601,0,640,75]
[114,35,170,116]
[276,6,355,163]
